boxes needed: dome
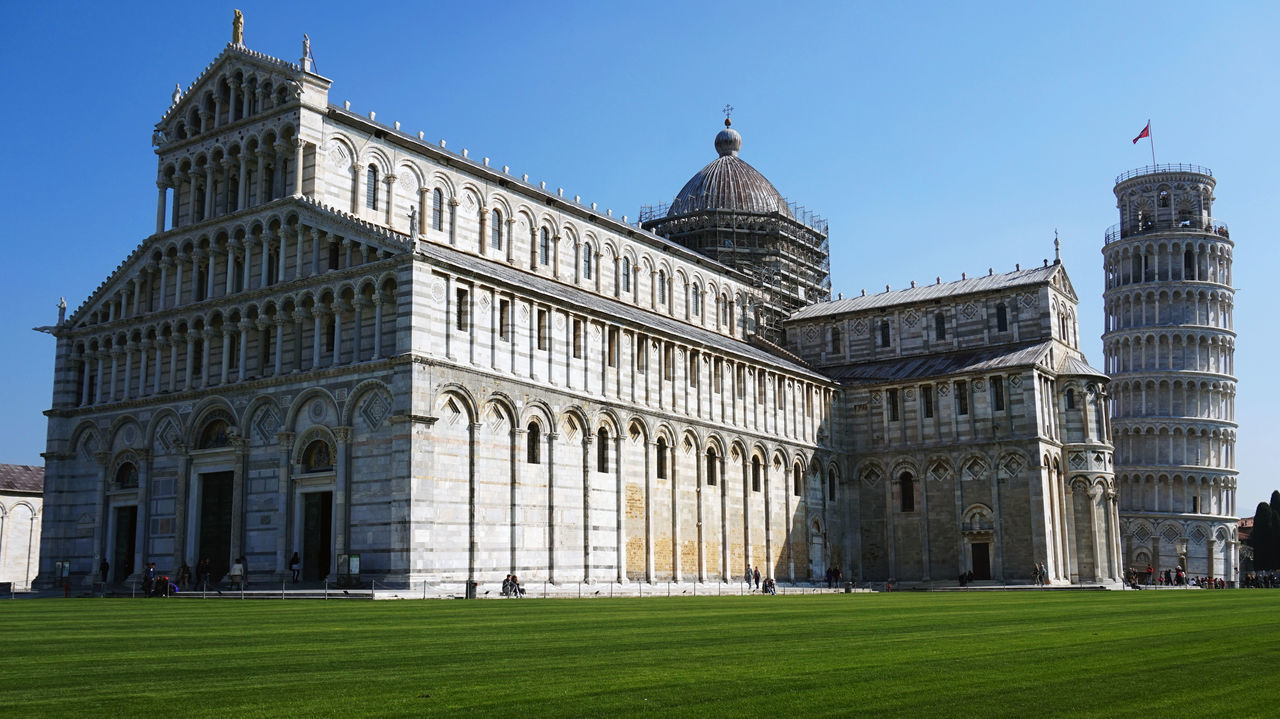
[666,121,791,218]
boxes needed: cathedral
[36,22,1132,593]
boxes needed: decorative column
[219,327,233,385]
[311,308,324,369]
[180,332,194,390]
[155,181,168,234]
[581,433,593,582]
[229,438,248,568]
[137,339,151,397]
[276,432,295,581]
[696,442,706,583]
[259,232,271,288]
[295,224,307,280]
[334,426,354,580]
[241,237,254,291]
[448,197,458,246]
[645,440,655,583]
[614,433,625,583]
[237,320,251,380]
[293,139,305,196]
[384,174,397,226]
[371,296,384,359]
[237,151,250,210]
[153,338,166,394]
[255,151,270,205]
[203,163,216,220]
[172,256,185,307]
[90,451,111,587]
[79,352,92,406]
[273,318,286,376]
[200,329,214,387]
[108,348,120,402]
[224,241,239,295]
[135,450,152,577]
[293,309,307,372]
[158,259,171,309]
[351,299,366,363]
[417,188,429,239]
[547,431,558,584]
[331,302,345,367]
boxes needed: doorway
[972,542,991,580]
[302,491,333,581]
[198,471,234,582]
[112,505,137,581]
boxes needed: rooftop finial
[233,9,244,45]
[722,104,734,127]
[1054,229,1061,264]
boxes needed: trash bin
[465,581,477,599]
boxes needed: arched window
[583,242,593,279]
[751,456,762,492]
[879,320,890,347]
[827,468,836,501]
[793,464,802,497]
[830,326,841,353]
[366,165,378,210]
[692,284,701,316]
[432,188,444,231]
[996,303,1008,332]
[705,447,718,486]
[658,270,668,305]
[597,427,609,472]
[1065,388,1076,409]
[621,257,631,292]
[935,312,946,341]
[539,228,551,265]
[526,422,541,464]
[491,209,503,251]
[302,439,333,473]
[899,473,915,512]
[656,437,668,479]
[1158,189,1170,208]
[115,462,139,489]
[198,419,230,449]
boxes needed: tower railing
[1104,217,1229,245]
[1114,164,1213,184]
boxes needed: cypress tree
[1252,502,1275,570]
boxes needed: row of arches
[1103,236,1232,288]
[1108,377,1236,421]
[1117,472,1236,516]
[164,62,297,142]
[1112,424,1237,470]
[1102,332,1235,376]
[74,211,401,330]
[1103,287,1233,332]
[68,274,399,407]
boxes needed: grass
[1,591,1276,717]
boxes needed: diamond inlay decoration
[1069,453,1087,470]
[861,468,881,488]
[1162,526,1181,544]
[963,459,986,481]
[1134,525,1151,543]
[254,406,281,443]
[360,391,391,430]
[962,302,977,318]
[904,310,919,328]
[853,319,867,336]
[929,462,952,482]
[1191,526,1208,545]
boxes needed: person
[744,567,753,589]
[753,566,761,590]
[511,574,524,597]
[177,562,192,590]
[764,577,776,595]
[143,562,157,597]
[99,559,110,583]
[502,575,513,597]
[289,552,300,583]
[229,557,246,590]
[1146,564,1154,586]
[198,557,211,588]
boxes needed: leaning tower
[1103,164,1239,584]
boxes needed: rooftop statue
[233,9,244,45]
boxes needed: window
[1065,387,1076,409]
[705,448,718,486]
[572,318,583,359]
[115,463,139,489]
[688,351,698,387]
[991,376,1005,411]
[621,257,631,292]
[525,422,541,463]
[302,439,333,473]
[663,345,674,380]
[692,284,701,316]
[366,165,378,210]
[198,418,228,448]
[996,303,1008,332]
[714,358,723,393]
[956,380,968,415]
[498,299,511,342]
[751,457,762,492]
[830,326,841,353]
[735,365,745,395]
[922,385,934,418]
[324,316,335,353]
[328,242,340,271]
[1191,495,1200,513]
[597,428,609,472]
[827,469,836,501]
[656,437,668,479]
[1158,189,1170,208]
[879,319,890,348]
[658,270,667,305]
[539,228,550,265]
[935,312,946,341]
[636,336,647,374]
[455,288,469,332]
[491,209,502,251]
[582,242,593,280]
[888,388,900,421]
[536,309,548,350]
[607,327,619,367]
[432,188,444,230]
[899,473,915,512]
[793,465,802,497]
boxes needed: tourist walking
[289,552,300,583]
[753,566,761,590]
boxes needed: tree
[1251,501,1276,570]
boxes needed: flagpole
[1147,118,1157,167]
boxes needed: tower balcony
[1104,217,1229,245]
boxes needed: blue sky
[3,1,1276,513]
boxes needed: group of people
[1242,572,1278,588]
[1031,562,1050,586]
[501,575,524,597]
[741,566,779,595]
[823,567,844,589]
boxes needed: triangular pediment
[1048,264,1078,302]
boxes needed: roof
[0,464,44,494]
[666,124,791,218]
[791,264,1062,320]
[414,228,830,383]
[820,341,1052,386]
[1057,355,1108,380]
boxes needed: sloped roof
[821,341,1052,385]
[1057,354,1108,379]
[0,464,44,494]
[791,264,1062,320]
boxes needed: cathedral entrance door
[972,543,991,580]
[112,505,137,581]
[302,491,333,581]
[198,472,234,583]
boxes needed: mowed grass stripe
[2,592,1276,717]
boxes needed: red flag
[1132,121,1151,144]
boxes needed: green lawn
[2,591,1275,717]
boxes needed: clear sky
[2,1,1276,514]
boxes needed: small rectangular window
[536,308,548,350]
[922,385,934,418]
[888,388,900,421]
[663,345,674,381]
[572,318,583,359]
[689,351,698,387]
[992,375,1005,411]
[636,335,647,374]
[735,366,745,396]
[498,299,511,342]
[607,328,619,367]
[879,320,891,348]
[455,288,469,332]
[956,380,969,415]
[714,358,723,393]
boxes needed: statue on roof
[233,9,244,45]
[172,83,181,106]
